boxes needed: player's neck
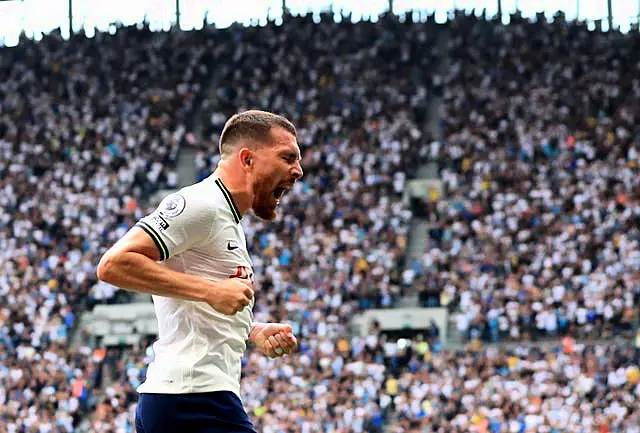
[212,166,252,216]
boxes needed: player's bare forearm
[97,249,210,302]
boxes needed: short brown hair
[218,110,297,158]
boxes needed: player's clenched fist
[249,323,297,358]
[207,278,254,315]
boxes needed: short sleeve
[135,192,214,261]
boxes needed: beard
[252,177,278,221]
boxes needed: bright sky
[0,0,638,46]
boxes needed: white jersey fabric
[135,175,254,396]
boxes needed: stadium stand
[386,340,640,433]
[0,8,638,433]
[0,25,217,432]
[388,11,640,432]
[417,12,640,344]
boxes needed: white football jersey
[135,175,254,396]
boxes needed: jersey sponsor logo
[160,194,186,219]
[151,214,170,231]
[227,241,239,251]
[229,265,254,282]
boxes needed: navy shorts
[135,391,257,433]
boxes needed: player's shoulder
[156,177,237,223]
[156,180,216,219]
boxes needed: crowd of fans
[410,11,640,345]
[0,24,220,432]
[388,338,640,433]
[0,8,638,433]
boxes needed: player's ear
[238,148,253,171]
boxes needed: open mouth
[273,184,292,201]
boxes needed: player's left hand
[249,323,297,358]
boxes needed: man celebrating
[97,110,304,433]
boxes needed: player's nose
[291,161,303,180]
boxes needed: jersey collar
[214,178,242,224]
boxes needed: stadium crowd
[0,24,219,432]
[0,8,638,433]
[388,338,640,433]
[412,12,640,344]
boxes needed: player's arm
[97,193,253,315]
[97,226,216,302]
